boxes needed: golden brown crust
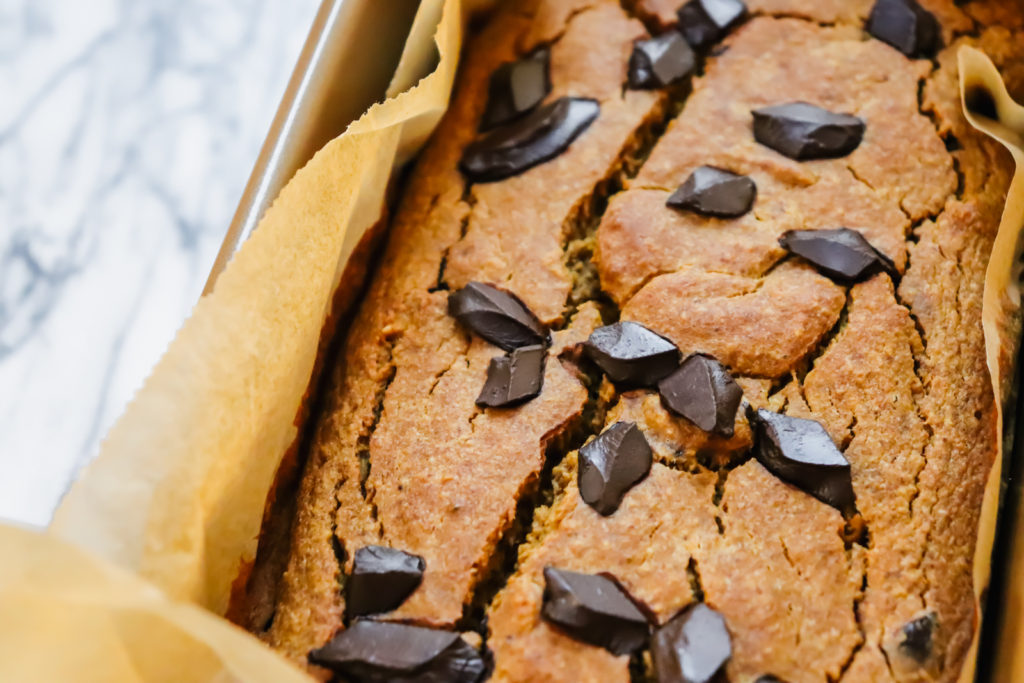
[623,262,846,378]
[263,0,1024,680]
[266,0,666,664]
[488,395,865,683]
[488,454,718,683]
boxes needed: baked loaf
[250,0,1024,680]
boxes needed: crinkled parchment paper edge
[958,46,1024,683]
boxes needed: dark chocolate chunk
[658,354,743,437]
[584,321,680,386]
[752,102,865,160]
[898,611,937,663]
[346,545,426,617]
[460,96,599,182]
[541,567,650,654]
[677,0,747,51]
[866,0,941,59]
[748,408,856,512]
[652,603,732,683]
[308,620,485,683]
[755,677,787,683]
[481,47,551,130]
[779,228,897,282]
[476,344,546,408]
[578,421,653,515]
[448,281,549,351]
[628,31,696,89]
[667,166,757,218]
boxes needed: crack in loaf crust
[266,0,666,664]
[260,0,1024,680]
[488,394,866,682]
[489,6,1024,683]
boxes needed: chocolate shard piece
[866,0,941,59]
[578,421,653,515]
[541,567,650,654]
[584,321,680,386]
[460,96,599,182]
[755,676,787,683]
[666,166,757,218]
[476,344,546,408]
[628,31,696,89]
[448,281,549,351]
[752,102,865,160]
[481,47,551,130]
[677,0,747,51]
[308,620,485,683]
[652,603,732,683]
[779,228,897,282]
[748,408,856,512]
[898,611,937,663]
[658,354,743,437]
[346,545,426,617]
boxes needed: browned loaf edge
[247,0,1024,681]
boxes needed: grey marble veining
[0,0,319,525]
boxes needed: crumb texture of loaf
[257,0,1024,681]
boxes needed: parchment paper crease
[0,9,1020,682]
[957,47,1024,683]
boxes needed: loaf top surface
[250,1,1024,681]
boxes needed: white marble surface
[0,0,319,525]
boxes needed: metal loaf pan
[204,0,421,293]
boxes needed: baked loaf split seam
[242,0,1024,681]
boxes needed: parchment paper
[0,10,1021,683]
[0,524,311,682]
[957,47,1024,683]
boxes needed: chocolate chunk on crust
[449,281,549,351]
[309,620,485,683]
[347,546,426,617]
[667,166,757,218]
[584,321,680,387]
[628,31,696,89]
[652,603,732,683]
[658,354,743,437]
[578,421,653,515]
[476,344,547,408]
[460,97,600,182]
[481,47,551,130]
[748,408,856,512]
[780,227,898,282]
[867,0,942,59]
[677,0,748,50]
[541,567,650,654]
[752,102,865,160]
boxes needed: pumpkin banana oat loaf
[245,0,1024,680]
